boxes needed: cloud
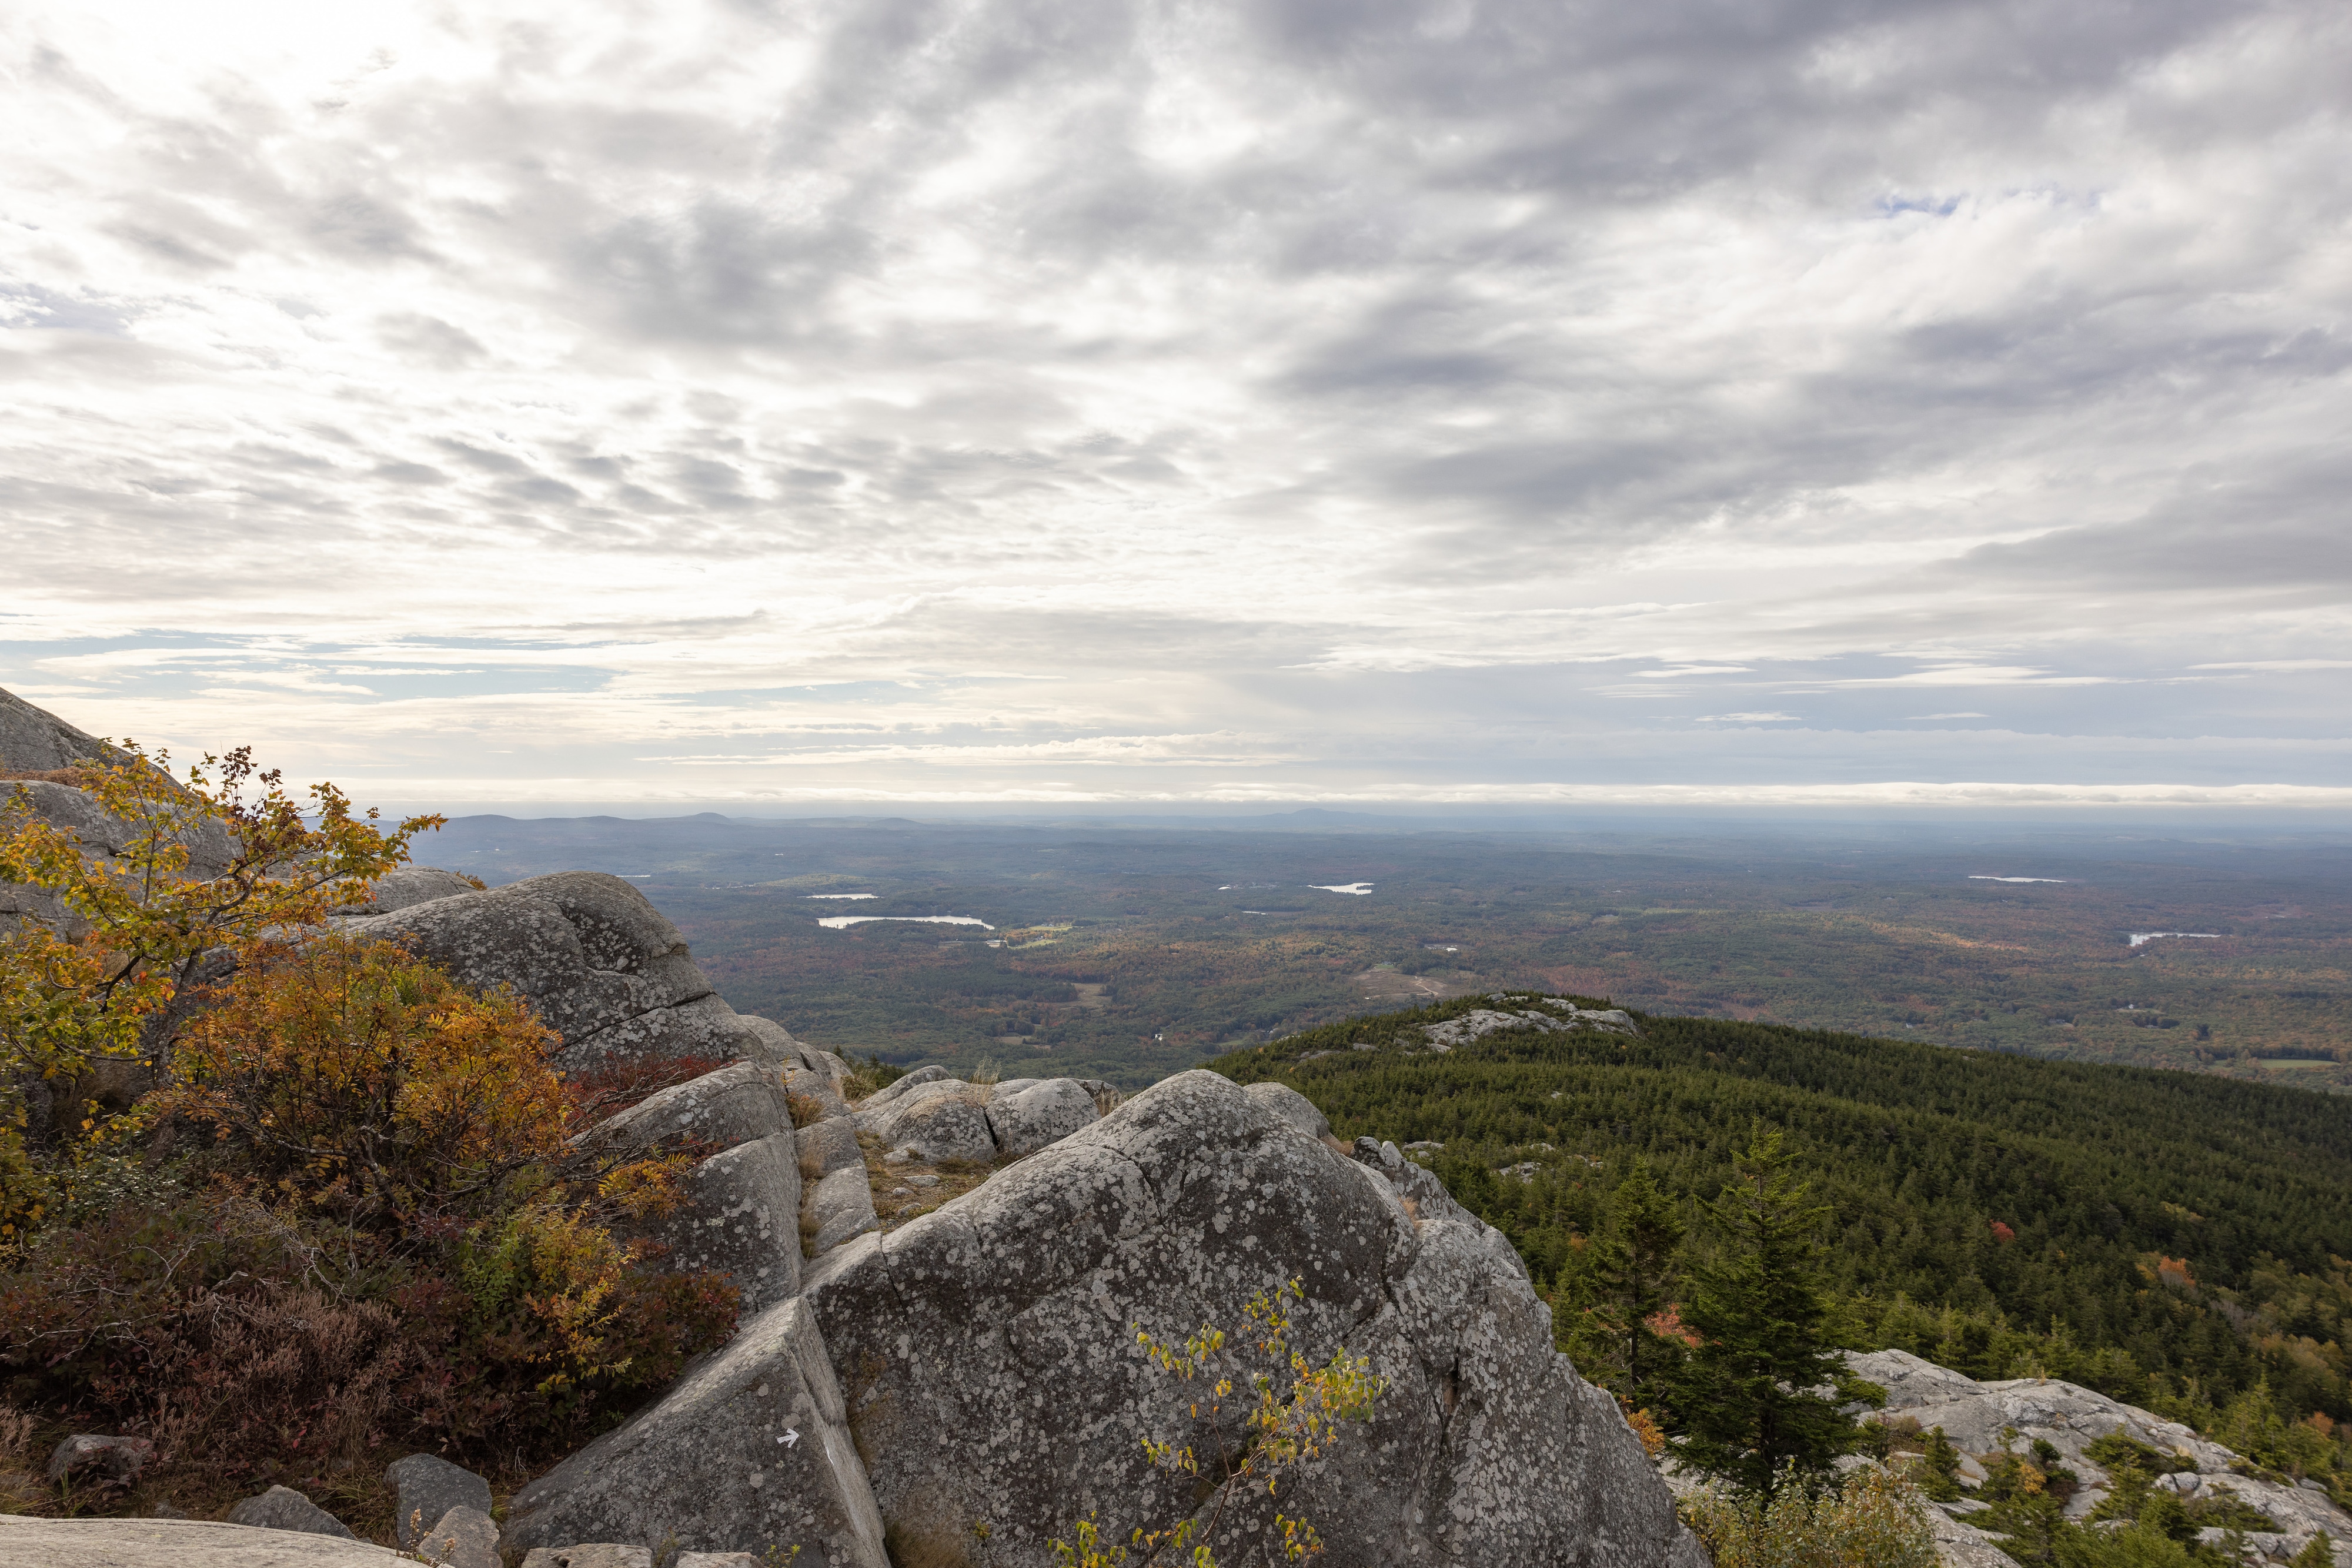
[0,0,2346,804]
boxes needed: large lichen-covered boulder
[800,1069,1703,1568]
[348,872,787,1069]
[983,1078,1099,1157]
[856,1081,997,1164]
[503,1298,888,1567]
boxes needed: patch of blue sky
[0,633,612,703]
[1873,193,1962,218]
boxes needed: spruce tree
[1671,1126,1870,1495]
[1565,1157,1687,1415]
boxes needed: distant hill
[1208,995,2352,1432]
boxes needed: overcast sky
[4,0,2347,811]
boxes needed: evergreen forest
[1208,994,2352,1472]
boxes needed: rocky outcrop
[1852,1348,2352,1566]
[0,1517,409,1567]
[798,1069,1703,1568]
[348,872,796,1069]
[853,1073,1110,1166]
[503,1298,888,1566]
[1419,1001,1638,1053]
[0,686,118,772]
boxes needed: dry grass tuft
[884,1518,975,1568]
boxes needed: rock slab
[800,1068,1705,1568]
[503,1297,889,1567]
[647,1130,803,1312]
[0,1516,406,1567]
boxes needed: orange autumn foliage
[161,931,577,1234]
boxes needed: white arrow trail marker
[781,1429,800,1448]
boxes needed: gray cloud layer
[1,0,2346,805]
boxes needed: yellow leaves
[1114,1277,1383,1567]
[1051,1512,1130,1568]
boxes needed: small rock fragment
[225,1484,359,1538]
[416,1505,501,1568]
[45,1433,153,1486]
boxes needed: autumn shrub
[1677,1463,1936,1568]
[0,754,740,1500]
[156,932,573,1229]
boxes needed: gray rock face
[225,1485,358,1539]
[348,872,786,1069]
[417,1506,500,1568]
[503,1298,889,1567]
[984,1077,1100,1157]
[387,1453,493,1549]
[583,1061,791,1157]
[0,687,118,771]
[800,1069,1703,1568]
[804,1164,881,1258]
[0,1517,407,1567]
[1851,1348,2352,1563]
[644,1131,803,1312]
[1244,1079,1331,1141]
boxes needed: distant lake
[1311,882,1375,895]
[817,914,995,931]
[804,893,878,900]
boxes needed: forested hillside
[1209,997,2352,1455]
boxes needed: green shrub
[1677,1463,1936,1568]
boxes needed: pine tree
[1565,1158,1687,1415]
[1671,1126,1871,1495]
[2290,1531,2335,1568]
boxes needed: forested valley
[1211,996,2352,1490]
